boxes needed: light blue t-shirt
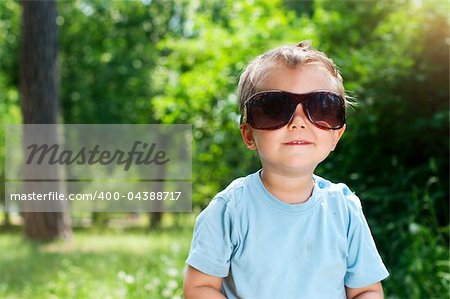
[186,170,389,299]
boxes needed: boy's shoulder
[196,173,253,223]
[314,174,363,210]
[213,172,253,202]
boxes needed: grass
[0,224,194,299]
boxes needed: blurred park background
[0,0,449,298]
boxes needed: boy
[184,41,389,299]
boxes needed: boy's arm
[346,282,384,299]
[183,265,226,299]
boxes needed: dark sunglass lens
[250,92,292,129]
[306,92,345,129]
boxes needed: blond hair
[237,41,352,114]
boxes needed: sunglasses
[241,90,346,130]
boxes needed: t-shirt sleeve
[344,192,389,288]
[186,197,235,277]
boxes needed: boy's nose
[287,104,309,130]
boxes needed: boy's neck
[260,168,314,204]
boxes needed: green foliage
[0,0,21,208]
[57,0,183,124]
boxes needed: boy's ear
[240,123,257,150]
[331,124,346,151]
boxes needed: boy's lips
[283,139,313,145]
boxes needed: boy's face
[240,64,346,177]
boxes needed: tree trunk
[20,0,71,241]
